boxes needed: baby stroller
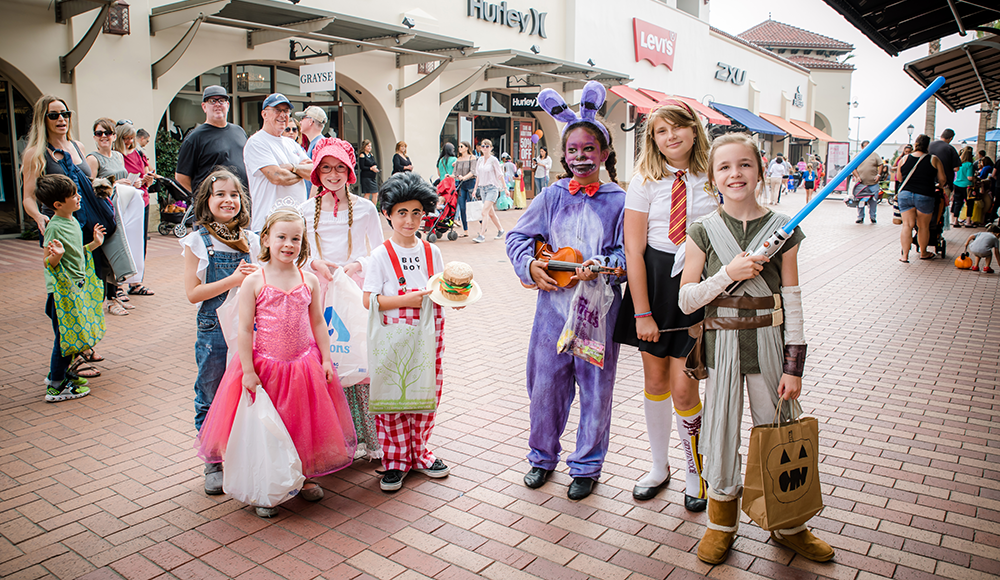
[912,189,947,258]
[156,177,195,238]
[418,176,459,242]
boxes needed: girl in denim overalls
[180,169,260,495]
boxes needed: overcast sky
[708,0,988,146]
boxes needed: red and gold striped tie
[668,170,687,245]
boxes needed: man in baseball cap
[243,93,313,230]
[174,85,248,196]
[295,106,328,158]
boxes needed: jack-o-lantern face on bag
[765,438,816,504]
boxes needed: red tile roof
[787,55,855,70]
[738,19,854,51]
[709,26,809,74]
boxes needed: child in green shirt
[37,174,105,402]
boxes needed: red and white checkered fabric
[378,302,444,472]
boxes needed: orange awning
[609,85,661,115]
[637,89,730,125]
[759,113,816,140]
[790,119,836,141]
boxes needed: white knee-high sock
[638,390,672,487]
[676,403,707,499]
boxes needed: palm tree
[924,39,940,137]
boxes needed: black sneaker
[45,376,90,402]
[380,469,407,492]
[414,459,450,478]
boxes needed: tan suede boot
[697,493,739,564]
[770,526,835,562]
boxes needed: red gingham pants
[377,303,444,472]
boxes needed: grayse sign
[511,93,541,111]
[714,62,746,85]
[467,0,547,38]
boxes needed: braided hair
[312,188,357,262]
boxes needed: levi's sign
[633,18,676,71]
[299,61,336,93]
[468,0,547,38]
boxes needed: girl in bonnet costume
[300,137,384,460]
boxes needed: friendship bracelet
[634,311,653,318]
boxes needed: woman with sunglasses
[86,117,142,317]
[283,119,305,150]
[115,122,157,296]
[21,96,89,235]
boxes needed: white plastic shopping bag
[324,268,369,385]
[556,277,614,368]
[217,287,241,354]
[223,388,305,508]
[367,293,437,413]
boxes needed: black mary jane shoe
[632,472,671,501]
[567,477,597,500]
[524,467,553,489]
[685,494,708,512]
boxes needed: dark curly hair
[556,120,618,184]
[378,172,438,220]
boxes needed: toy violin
[529,241,625,288]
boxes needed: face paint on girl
[564,127,609,183]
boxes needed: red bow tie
[568,181,601,196]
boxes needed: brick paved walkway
[1,195,998,580]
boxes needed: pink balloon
[531,134,540,144]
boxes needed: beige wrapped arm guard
[781,285,804,345]
[678,267,734,315]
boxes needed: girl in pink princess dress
[196,205,357,518]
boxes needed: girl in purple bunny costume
[505,82,626,501]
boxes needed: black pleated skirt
[614,246,704,359]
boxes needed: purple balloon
[531,134,540,144]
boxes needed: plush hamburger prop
[428,261,482,306]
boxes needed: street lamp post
[907,123,914,144]
[853,116,865,155]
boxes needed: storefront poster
[826,142,850,192]
[518,121,534,172]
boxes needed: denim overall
[193,227,249,432]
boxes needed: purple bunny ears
[537,81,610,144]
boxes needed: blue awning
[709,102,786,136]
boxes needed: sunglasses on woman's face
[94,130,114,137]
[283,127,298,133]
[46,111,72,121]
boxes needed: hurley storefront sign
[467,0,547,37]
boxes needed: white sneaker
[473,235,485,243]
[495,230,505,240]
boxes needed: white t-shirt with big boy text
[243,129,310,231]
[363,239,445,320]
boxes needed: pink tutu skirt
[196,344,357,478]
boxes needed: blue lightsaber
[725,75,946,292]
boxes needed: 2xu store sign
[467,0,547,37]
[633,18,676,71]
[299,61,336,93]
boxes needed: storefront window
[470,91,489,112]
[201,66,230,92]
[236,65,271,94]
[169,93,209,137]
[275,67,299,97]
[452,96,468,112]
[490,93,509,114]
[181,77,198,93]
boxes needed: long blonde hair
[114,123,136,155]
[23,95,73,179]
[635,104,710,182]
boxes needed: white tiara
[267,196,304,217]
